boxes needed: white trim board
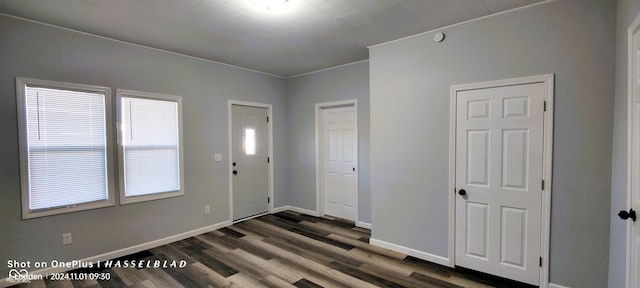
[0,13,284,79]
[370,238,570,288]
[227,100,274,223]
[273,205,369,229]
[286,60,369,79]
[367,0,557,49]
[448,74,554,287]
[232,211,270,224]
[370,238,450,267]
[273,205,319,216]
[548,283,571,288]
[272,205,290,214]
[0,220,231,288]
[0,13,370,78]
[625,11,640,288]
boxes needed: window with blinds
[117,90,184,204]
[16,78,114,219]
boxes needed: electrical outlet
[62,233,72,245]
[214,153,222,162]
[204,205,211,214]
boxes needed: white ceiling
[0,0,545,77]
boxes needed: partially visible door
[323,106,357,221]
[628,17,640,288]
[454,83,544,285]
[232,105,269,221]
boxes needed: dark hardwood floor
[13,211,535,288]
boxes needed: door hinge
[267,157,270,163]
[543,101,547,112]
[539,257,542,267]
[541,180,545,190]
[267,116,269,123]
[267,197,270,203]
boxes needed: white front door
[454,83,545,285]
[323,106,357,221]
[629,16,640,288]
[232,105,269,221]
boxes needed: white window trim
[116,89,185,204]
[16,77,115,219]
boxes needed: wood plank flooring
[13,211,535,288]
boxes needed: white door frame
[228,100,274,223]
[448,74,554,287]
[315,99,358,223]
[626,12,640,288]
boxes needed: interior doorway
[449,75,554,286]
[316,100,358,222]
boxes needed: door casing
[448,75,554,287]
[228,100,274,223]
[315,99,359,224]
[626,12,640,288]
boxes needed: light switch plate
[62,233,72,245]
[214,153,222,162]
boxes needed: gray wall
[286,62,371,224]
[609,0,640,287]
[0,15,288,278]
[369,0,616,287]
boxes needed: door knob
[458,189,466,196]
[233,170,238,175]
[618,209,636,222]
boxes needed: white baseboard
[276,206,370,230]
[272,205,290,213]
[0,220,231,288]
[549,283,571,288]
[369,238,564,288]
[273,205,319,216]
[356,221,372,229]
[287,205,319,216]
[370,238,451,267]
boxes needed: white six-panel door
[323,106,357,221]
[454,83,545,285]
[232,105,269,221]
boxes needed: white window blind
[17,78,112,218]
[119,91,183,203]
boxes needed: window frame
[116,89,185,204]
[16,77,115,219]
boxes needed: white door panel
[323,106,357,221]
[455,83,544,285]
[466,202,489,259]
[502,130,529,189]
[232,105,269,221]
[467,130,490,186]
[500,207,526,268]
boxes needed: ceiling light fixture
[253,0,288,10]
